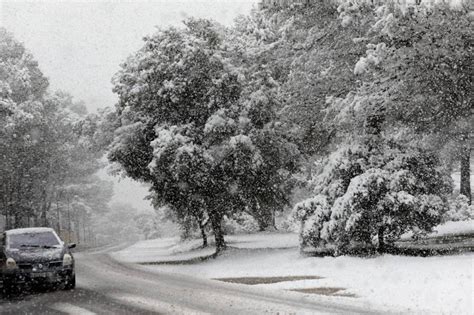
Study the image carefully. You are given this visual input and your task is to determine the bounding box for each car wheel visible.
[2,279,16,296]
[63,273,75,290]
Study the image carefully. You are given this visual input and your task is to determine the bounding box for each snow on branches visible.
[294,141,453,254]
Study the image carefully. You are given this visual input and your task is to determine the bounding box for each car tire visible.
[2,279,16,296]
[63,273,75,290]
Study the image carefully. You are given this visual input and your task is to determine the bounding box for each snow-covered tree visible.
[276,2,373,156]
[110,19,299,253]
[223,212,259,234]
[337,2,473,203]
[0,28,110,233]
[295,138,452,254]
[293,3,471,255]
[445,195,474,222]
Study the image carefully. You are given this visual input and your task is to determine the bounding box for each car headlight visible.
[63,254,73,266]
[6,257,17,270]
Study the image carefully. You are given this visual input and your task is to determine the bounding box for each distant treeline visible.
[258,0,473,10]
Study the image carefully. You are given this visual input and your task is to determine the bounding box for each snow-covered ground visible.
[113,232,299,264]
[113,221,474,314]
[401,219,474,239]
[141,249,472,314]
[430,220,473,236]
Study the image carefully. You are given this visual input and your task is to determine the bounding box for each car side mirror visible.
[68,243,76,249]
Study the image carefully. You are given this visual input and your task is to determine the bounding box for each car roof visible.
[5,227,56,235]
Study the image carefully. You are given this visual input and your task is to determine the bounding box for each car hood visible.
[5,247,65,262]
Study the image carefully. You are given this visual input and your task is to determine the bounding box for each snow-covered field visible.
[113,221,473,314]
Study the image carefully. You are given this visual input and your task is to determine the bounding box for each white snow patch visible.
[112,237,215,263]
[51,303,96,315]
[227,233,298,249]
[116,232,473,314]
[113,233,299,264]
[108,293,209,315]
[402,220,474,239]
[433,220,474,236]
[142,249,473,314]
[6,227,55,235]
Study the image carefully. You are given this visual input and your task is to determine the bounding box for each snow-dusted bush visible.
[276,212,299,233]
[444,195,474,222]
[292,195,330,247]
[223,212,259,234]
[234,212,260,233]
[297,142,452,254]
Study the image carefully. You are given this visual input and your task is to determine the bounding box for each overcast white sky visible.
[1,0,256,112]
[1,0,256,211]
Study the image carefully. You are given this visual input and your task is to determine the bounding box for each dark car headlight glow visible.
[63,253,73,266]
[6,257,17,270]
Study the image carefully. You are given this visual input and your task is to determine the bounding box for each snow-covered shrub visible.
[337,1,362,27]
[292,196,330,247]
[354,43,387,75]
[236,212,260,233]
[444,195,474,222]
[223,212,259,234]
[297,142,452,254]
[276,212,299,233]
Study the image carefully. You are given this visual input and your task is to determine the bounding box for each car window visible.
[7,232,61,249]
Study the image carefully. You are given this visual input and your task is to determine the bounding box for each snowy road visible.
[0,251,381,314]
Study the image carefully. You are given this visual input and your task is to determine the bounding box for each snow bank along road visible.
[0,251,384,314]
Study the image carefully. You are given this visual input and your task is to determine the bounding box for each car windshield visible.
[8,232,60,249]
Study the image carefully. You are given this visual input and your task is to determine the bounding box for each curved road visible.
[0,251,380,314]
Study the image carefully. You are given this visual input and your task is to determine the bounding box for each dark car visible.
[0,227,76,294]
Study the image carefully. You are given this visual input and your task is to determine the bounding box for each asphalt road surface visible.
[0,251,380,314]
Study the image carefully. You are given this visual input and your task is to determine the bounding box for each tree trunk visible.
[82,212,87,244]
[56,201,61,234]
[272,208,277,230]
[193,211,208,248]
[5,213,9,230]
[460,144,471,205]
[377,226,385,253]
[210,214,226,254]
[199,223,208,248]
[256,209,272,231]
[75,212,80,244]
[67,200,71,243]
[299,220,307,253]
[257,219,268,232]
[41,208,48,227]
[14,213,21,228]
